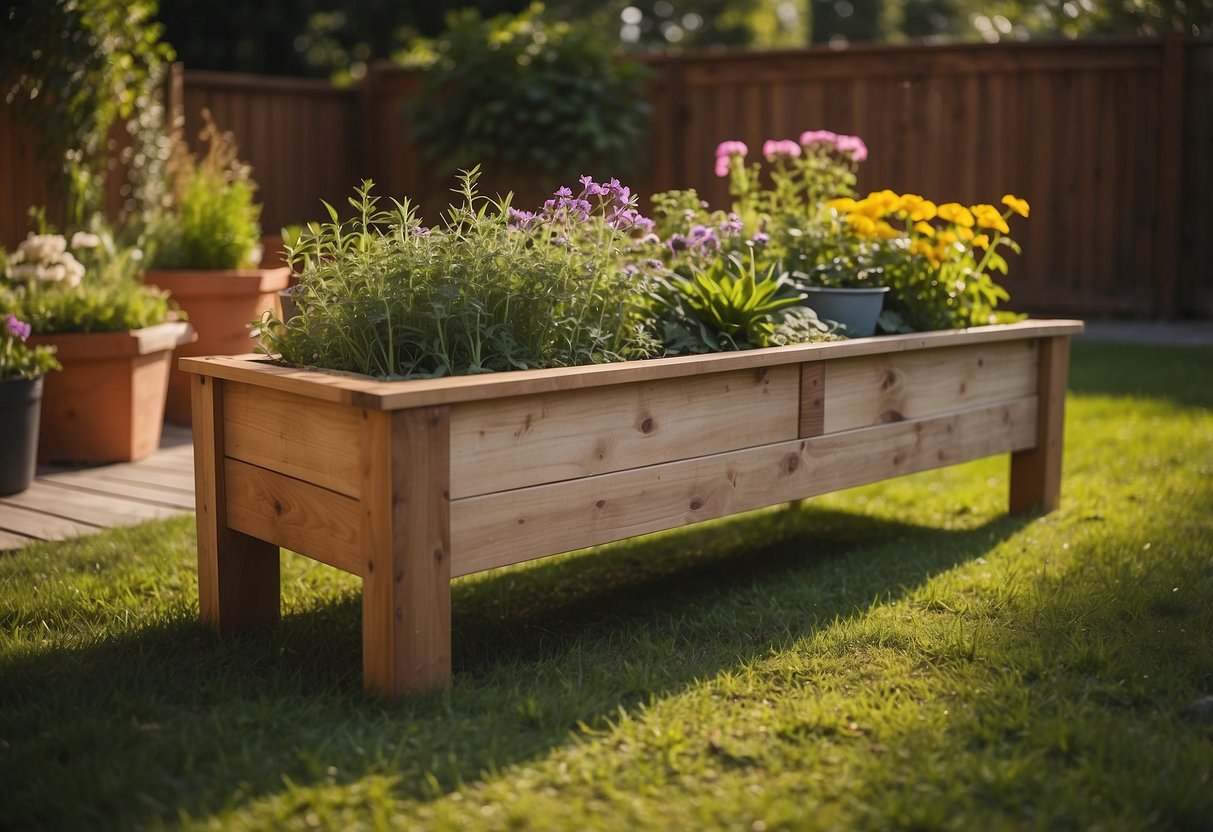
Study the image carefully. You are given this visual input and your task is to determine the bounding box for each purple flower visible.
[667,234,690,253]
[751,231,770,244]
[836,134,869,162]
[799,130,839,147]
[412,225,430,237]
[5,313,31,342]
[507,208,536,229]
[762,139,802,161]
[635,216,655,233]
[714,140,748,159]
[554,186,573,199]
[720,213,744,237]
[689,224,721,251]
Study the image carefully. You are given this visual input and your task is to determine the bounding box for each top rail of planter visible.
[179,319,1084,411]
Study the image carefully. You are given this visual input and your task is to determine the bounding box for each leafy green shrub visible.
[1,313,60,380]
[401,3,650,184]
[257,171,659,378]
[2,221,175,334]
[146,112,263,270]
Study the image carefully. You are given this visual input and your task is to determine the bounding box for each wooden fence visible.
[3,37,1209,318]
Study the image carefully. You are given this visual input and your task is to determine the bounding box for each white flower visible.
[5,263,40,284]
[44,263,67,283]
[17,233,68,265]
[70,231,101,250]
[61,252,85,287]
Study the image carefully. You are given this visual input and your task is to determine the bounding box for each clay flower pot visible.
[29,321,195,464]
[144,268,291,425]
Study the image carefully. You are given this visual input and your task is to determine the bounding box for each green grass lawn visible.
[2,340,1211,831]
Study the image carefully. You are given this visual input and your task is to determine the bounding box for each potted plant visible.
[664,132,1027,338]
[0,311,60,495]
[181,170,1080,698]
[2,223,194,464]
[142,111,290,424]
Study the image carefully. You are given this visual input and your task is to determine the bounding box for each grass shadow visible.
[1,503,1032,829]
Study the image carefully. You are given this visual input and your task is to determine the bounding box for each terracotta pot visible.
[29,321,196,464]
[144,268,291,425]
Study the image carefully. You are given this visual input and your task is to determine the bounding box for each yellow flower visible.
[938,230,958,246]
[874,221,900,240]
[975,211,1010,234]
[900,193,926,212]
[937,203,975,227]
[909,200,937,222]
[827,197,857,213]
[913,221,935,237]
[956,225,975,241]
[846,214,877,236]
[1001,194,1030,218]
[973,234,991,249]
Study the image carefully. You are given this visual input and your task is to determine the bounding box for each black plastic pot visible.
[0,375,44,496]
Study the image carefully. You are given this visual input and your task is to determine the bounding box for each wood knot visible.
[433,548,444,562]
[880,410,905,423]
[272,500,283,516]
[689,496,704,511]
[783,454,800,475]
[639,416,655,434]
[596,499,606,509]
[881,369,899,390]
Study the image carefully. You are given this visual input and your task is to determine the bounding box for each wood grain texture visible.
[224,458,364,576]
[450,366,798,499]
[224,381,365,498]
[822,340,1038,433]
[450,397,1038,576]
[1010,337,1071,513]
[180,320,1084,410]
[360,407,452,697]
[799,363,825,438]
[193,375,281,633]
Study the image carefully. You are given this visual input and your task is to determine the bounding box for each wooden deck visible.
[0,425,195,551]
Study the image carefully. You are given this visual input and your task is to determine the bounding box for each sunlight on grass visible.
[2,341,1211,830]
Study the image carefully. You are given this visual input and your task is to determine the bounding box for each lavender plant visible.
[256,171,661,378]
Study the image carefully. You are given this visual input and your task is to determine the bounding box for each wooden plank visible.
[0,529,34,551]
[360,406,452,697]
[0,481,178,526]
[180,320,1084,410]
[224,458,363,576]
[88,467,197,492]
[1153,35,1186,316]
[823,340,1037,433]
[450,396,1038,577]
[0,502,99,541]
[193,375,282,633]
[799,363,825,438]
[223,381,364,498]
[34,476,195,511]
[1011,337,1071,513]
[449,366,799,499]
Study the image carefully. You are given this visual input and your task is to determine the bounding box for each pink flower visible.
[5,313,31,342]
[714,140,748,159]
[836,134,868,162]
[714,155,731,177]
[762,139,801,161]
[799,130,838,146]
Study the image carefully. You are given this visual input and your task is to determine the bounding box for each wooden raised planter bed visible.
[183,319,1083,698]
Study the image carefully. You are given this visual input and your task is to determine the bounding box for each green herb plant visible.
[256,171,660,379]
[650,252,832,353]
[146,111,264,270]
[1,313,60,381]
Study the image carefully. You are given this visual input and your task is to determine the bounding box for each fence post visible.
[1154,36,1186,318]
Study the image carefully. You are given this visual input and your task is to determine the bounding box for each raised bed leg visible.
[1010,336,1071,514]
[360,406,452,697]
[192,375,281,631]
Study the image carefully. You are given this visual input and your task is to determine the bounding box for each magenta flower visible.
[836,134,869,162]
[714,140,748,159]
[5,313,30,342]
[714,155,731,178]
[799,130,839,147]
[762,139,801,161]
